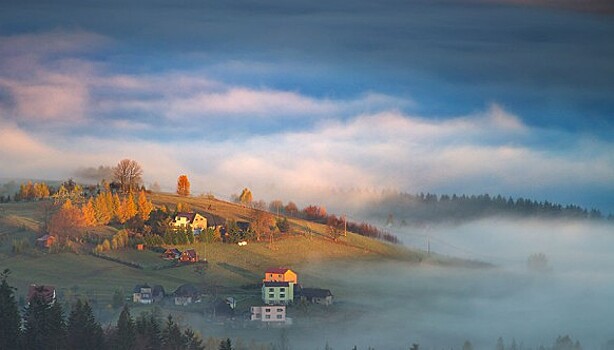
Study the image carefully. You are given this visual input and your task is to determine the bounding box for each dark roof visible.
[174,284,201,297]
[236,221,250,231]
[133,283,151,293]
[265,267,291,274]
[28,284,55,303]
[201,212,225,227]
[263,281,290,287]
[301,288,332,298]
[164,248,182,255]
[153,285,165,296]
[175,212,196,223]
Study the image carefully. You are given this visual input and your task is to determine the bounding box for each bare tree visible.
[113,159,143,193]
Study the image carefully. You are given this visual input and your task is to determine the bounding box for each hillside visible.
[0,193,485,322]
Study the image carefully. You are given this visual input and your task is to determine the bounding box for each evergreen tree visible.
[135,311,162,350]
[495,337,505,350]
[161,314,184,350]
[219,338,233,350]
[23,291,67,350]
[67,299,104,350]
[183,328,205,350]
[115,305,136,350]
[0,269,21,350]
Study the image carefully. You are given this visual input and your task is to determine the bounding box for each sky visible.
[0,0,613,213]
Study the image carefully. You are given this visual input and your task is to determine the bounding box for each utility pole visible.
[343,214,347,237]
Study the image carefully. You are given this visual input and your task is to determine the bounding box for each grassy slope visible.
[0,193,476,309]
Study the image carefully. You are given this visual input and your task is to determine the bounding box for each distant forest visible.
[363,192,612,226]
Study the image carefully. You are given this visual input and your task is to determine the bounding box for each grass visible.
[0,193,480,322]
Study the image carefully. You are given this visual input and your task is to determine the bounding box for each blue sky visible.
[0,0,612,213]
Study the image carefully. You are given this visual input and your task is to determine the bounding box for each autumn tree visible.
[119,194,137,224]
[269,200,284,215]
[137,190,153,221]
[176,175,190,196]
[284,201,298,217]
[113,159,143,193]
[81,198,97,227]
[48,199,84,241]
[239,188,253,206]
[94,194,112,225]
[250,212,276,241]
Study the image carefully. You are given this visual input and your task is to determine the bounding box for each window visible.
[268,288,274,292]
[280,288,285,292]
[280,294,285,298]
[265,308,271,312]
[269,294,274,298]
[265,315,271,319]
[277,315,283,319]
[277,308,283,312]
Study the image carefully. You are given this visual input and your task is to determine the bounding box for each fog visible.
[270,218,614,349]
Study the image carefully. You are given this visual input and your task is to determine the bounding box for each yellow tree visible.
[94,194,111,225]
[119,194,137,223]
[48,199,84,241]
[112,193,121,221]
[137,190,153,221]
[239,187,253,206]
[81,198,97,226]
[176,175,190,196]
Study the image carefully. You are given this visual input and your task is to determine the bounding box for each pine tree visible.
[183,328,205,350]
[137,190,153,221]
[67,299,104,350]
[161,315,184,350]
[115,305,136,350]
[23,291,67,350]
[135,312,161,350]
[0,269,21,350]
[219,338,233,350]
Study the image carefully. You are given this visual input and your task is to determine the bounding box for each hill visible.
[0,193,485,321]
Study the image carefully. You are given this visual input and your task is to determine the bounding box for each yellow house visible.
[264,268,298,284]
[173,212,207,231]
[262,281,294,305]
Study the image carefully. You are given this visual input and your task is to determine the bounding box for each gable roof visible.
[133,283,151,293]
[175,212,196,223]
[263,281,291,287]
[201,212,225,227]
[28,284,56,304]
[152,285,165,296]
[265,268,291,274]
[164,248,182,255]
[182,249,197,258]
[301,288,332,298]
[174,283,201,297]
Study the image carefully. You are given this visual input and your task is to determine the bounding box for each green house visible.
[262,281,294,305]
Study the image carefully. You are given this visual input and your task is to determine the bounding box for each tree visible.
[269,200,283,214]
[137,190,154,221]
[161,315,184,350]
[183,328,205,350]
[23,289,67,350]
[176,175,190,197]
[0,269,21,349]
[119,194,138,224]
[276,217,290,233]
[135,311,161,350]
[115,305,136,350]
[250,212,276,241]
[113,159,143,193]
[67,299,104,350]
[527,252,550,272]
[284,201,298,217]
[48,199,84,241]
[82,198,97,227]
[495,337,505,350]
[219,338,233,350]
[462,340,474,350]
[238,188,252,206]
[94,194,112,225]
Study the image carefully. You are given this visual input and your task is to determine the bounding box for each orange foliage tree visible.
[176,175,190,196]
[137,190,153,221]
[118,194,137,224]
[48,199,84,240]
[81,198,97,226]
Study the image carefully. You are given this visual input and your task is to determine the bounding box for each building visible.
[133,284,153,304]
[262,281,294,305]
[28,284,56,305]
[180,249,198,263]
[299,288,333,306]
[173,283,201,306]
[36,234,56,249]
[163,248,182,260]
[173,212,208,232]
[264,268,298,284]
[251,305,287,323]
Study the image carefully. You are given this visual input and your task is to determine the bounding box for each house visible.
[163,248,182,260]
[299,288,333,306]
[173,283,201,306]
[173,212,208,232]
[36,234,56,249]
[28,284,56,305]
[152,285,166,303]
[133,284,153,304]
[251,305,287,323]
[262,281,294,305]
[180,249,198,263]
[264,268,298,284]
